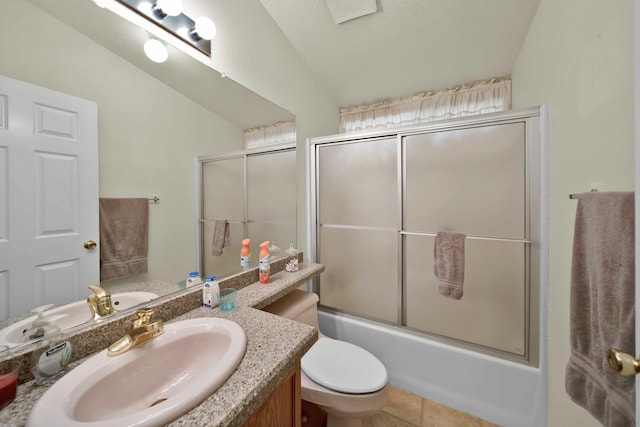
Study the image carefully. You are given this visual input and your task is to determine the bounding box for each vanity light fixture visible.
[113,0,215,57]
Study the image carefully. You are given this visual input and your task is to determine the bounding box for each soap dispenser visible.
[20,305,55,342]
[24,312,72,384]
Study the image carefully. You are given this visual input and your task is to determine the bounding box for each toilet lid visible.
[301,337,387,394]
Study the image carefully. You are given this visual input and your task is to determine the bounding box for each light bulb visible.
[137,1,153,14]
[193,16,216,40]
[144,39,168,63]
[156,0,182,17]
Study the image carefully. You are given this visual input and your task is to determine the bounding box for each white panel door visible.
[0,75,98,320]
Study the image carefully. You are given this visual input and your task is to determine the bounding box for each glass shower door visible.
[200,147,296,277]
[201,157,245,277]
[316,137,399,323]
[247,150,297,261]
[403,123,528,355]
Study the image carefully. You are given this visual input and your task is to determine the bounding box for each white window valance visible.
[340,78,511,134]
[244,121,297,149]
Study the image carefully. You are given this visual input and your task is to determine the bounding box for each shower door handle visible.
[607,348,640,375]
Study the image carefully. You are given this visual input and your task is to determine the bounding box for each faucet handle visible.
[132,308,155,327]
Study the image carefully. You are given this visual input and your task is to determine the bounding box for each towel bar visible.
[200,219,245,225]
[569,189,598,199]
[401,231,531,244]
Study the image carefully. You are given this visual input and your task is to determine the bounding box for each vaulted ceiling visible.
[26,0,540,125]
[259,0,541,108]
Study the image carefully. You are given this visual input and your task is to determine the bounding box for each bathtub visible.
[318,309,547,427]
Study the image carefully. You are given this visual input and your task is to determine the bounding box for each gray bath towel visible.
[565,191,635,427]
[433,231,466,300]
[211,219,230,256]
[99,198,149,281]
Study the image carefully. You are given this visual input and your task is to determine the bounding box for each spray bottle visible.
[240,238,251,270]
[259,240,270,284]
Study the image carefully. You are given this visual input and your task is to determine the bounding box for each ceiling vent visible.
[323,0,377,24]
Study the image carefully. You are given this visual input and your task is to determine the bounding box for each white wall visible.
[199,0,341,249]
[512,0,634,426]
[0,0,244,286]
[0,0,340,287]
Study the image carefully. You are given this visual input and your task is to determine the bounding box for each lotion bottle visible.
[259,240,270,284]
[186,271,201,288]
[240,239,251,270]
[203,275,220,308]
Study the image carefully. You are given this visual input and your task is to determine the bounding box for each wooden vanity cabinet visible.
[243,363,301,427]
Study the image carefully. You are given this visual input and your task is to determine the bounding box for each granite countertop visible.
[0,263,324,427]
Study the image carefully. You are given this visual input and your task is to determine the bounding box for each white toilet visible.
[263,290,389,427]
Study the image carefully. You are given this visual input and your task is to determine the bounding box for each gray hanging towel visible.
[99,198,149,281]
[565,191,635,427]
[433,231,466,300]
[211,219,231,256]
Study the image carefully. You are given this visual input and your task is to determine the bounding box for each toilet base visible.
[301,400,327,427]
[301,369,388,426]
[300,400,369,427]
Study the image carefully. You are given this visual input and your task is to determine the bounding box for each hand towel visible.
[433,231,466,300]
[211,220,231,256]
[99,198,149,281]
[565,191,635,427]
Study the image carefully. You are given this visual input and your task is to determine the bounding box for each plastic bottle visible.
[20,305,55,342]
[25,317,72,384]
[285,243,299,272]
[186,271,201,288]
[203,275,220,308]
[240,239,251,270]
[259,240,270,284]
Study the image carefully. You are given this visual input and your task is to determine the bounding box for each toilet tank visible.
[263,290,319,329]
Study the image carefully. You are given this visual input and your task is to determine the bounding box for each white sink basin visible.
[0,292,158,348]
[26,317,247,427]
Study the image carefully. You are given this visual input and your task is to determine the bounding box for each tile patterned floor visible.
[362,385,501,427]
[301,384,500,427]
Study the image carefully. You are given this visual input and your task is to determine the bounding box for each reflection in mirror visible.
[199,145,297,278]
[0,290,159,352]
[0,0,295,355]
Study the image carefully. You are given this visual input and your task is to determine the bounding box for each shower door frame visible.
[307,107,542,366]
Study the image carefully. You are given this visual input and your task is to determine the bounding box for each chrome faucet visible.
[87,284,114,320]
[107,308,164,356]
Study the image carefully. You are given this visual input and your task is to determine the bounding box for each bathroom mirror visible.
[0,0,296,354]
